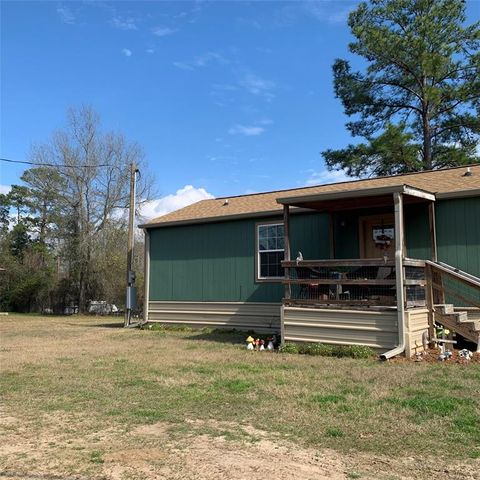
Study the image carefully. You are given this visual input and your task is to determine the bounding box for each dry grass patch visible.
[1,314,479,479]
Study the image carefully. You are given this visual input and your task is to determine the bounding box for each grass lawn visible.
[1,314,479,480]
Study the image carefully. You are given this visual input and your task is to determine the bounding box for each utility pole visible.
[125,162,138,327]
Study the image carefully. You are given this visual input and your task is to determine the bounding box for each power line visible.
[0,157,115,168]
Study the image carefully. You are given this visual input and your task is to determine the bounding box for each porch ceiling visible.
[276,184,435,212]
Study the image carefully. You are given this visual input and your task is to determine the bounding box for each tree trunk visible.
[78,266,86,314]
[421,83,432,170]
[423,115,432,170]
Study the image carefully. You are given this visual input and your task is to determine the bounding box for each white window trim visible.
[256,222,285,281]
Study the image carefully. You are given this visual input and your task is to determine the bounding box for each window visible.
[257,223,284,280]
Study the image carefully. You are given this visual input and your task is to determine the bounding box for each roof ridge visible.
[213,163,480,200]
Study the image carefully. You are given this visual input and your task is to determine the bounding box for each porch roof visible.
[276,184,435,212]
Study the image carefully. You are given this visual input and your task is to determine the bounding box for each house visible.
[140,165,480,357]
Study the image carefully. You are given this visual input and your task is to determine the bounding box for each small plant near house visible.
[280,342,374,359]
[279,342,299,354]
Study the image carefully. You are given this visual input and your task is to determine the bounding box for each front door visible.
[359,214,395,260]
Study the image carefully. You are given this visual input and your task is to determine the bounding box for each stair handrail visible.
[425,260,480,289]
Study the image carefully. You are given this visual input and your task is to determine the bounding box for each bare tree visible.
[27,105,153,312]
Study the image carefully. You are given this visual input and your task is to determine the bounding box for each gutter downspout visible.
[380,192,406,360]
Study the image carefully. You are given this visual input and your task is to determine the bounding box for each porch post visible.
[428,201,437,262]
[283,204,291,300]
[425,263,435,342]
[426,201,437,340]
[394,192,407,353]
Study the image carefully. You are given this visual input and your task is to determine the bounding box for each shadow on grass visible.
[183,329,251,344]
[67,321,125,329]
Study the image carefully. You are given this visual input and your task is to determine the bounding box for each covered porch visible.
[278,184,438,358]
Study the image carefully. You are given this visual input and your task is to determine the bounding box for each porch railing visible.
[281,258,426,309]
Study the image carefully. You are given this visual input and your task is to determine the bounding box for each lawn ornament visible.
[438,353,447,361]
[266,337,274,351]
[254,338,261,350]
[415,352,424,362]
[246,336,254,350]
[296,251,303,265]
[459,349,473,360]
[444,349,453,359]
[259,339,265,351]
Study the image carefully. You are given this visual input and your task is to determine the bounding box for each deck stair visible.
[426,260,480,352]
[434,304,480,351]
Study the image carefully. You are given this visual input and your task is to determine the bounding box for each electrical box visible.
[126,286,137,310]
[128,270,136,284]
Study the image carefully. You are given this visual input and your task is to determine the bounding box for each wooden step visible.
[453,311,469,323]
[452,310,480,330]
[435,312,480,346]
[435,304,454,314]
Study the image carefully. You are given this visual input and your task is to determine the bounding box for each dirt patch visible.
[134,422,171,437]
[167,435,347,480]
[125,420,346,479]
[115,419,479,480]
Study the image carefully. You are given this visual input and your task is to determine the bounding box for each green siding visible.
[403,198,480,272]
[436,197,480,278]
[149,212,329,303]
[148,196,480,303]
[333,212,360,258]
[405,204,431,260]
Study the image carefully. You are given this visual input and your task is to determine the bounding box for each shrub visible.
[346,345,374,359]
[279,343,299,354]
[280,342,374,359]
[309,343,335,356]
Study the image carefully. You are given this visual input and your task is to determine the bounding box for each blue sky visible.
[1,1,479,218]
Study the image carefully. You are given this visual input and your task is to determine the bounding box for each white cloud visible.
[304,1,355,24]
[239,73,275,101]
[56,5,75,24]
[173,61,193,71]
[304,169,353,186]
[146,48,155,54]
[228,118,272,136]
[110,15,137,30]
[173,52,227,71]
[275,1,355,27]
[139,185,214,220]
[152,26,176,37]
[122,48,132,57]
[257,118,273,126]
[228,125,265,136]
[0,184,11,195]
